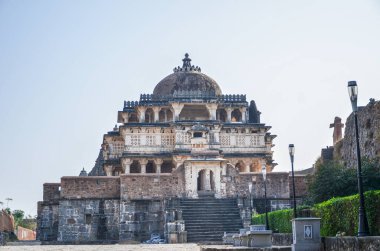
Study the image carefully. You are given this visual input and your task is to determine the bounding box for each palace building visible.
[37,54,305,243]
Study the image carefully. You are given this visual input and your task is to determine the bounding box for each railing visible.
[220,94,246,102]
[173,90,216,98]
[124,93,247,109]
[123,100,139,108]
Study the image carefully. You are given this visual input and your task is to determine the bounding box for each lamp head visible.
[348,81,358,112]
[289,144,295,157]
[261,164,267,181]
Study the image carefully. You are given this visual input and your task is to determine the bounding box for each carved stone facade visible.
[37,54,305,243]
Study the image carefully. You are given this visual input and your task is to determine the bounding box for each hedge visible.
[252,190,380,236]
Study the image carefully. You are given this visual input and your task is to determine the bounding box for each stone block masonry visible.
[43,183,61,201]
[58,199,120,242]
[120,174,185,200]
[61,177,120,199]
[119,200,165,241]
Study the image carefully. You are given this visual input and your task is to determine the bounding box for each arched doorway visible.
[231,109,242,122]
[130,160,141,173]
[197,170,206,191]
[197,169,215,192]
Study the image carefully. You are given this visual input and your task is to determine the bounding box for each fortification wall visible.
[43,183,61,201]
[58,199,120,242]
[60,177,120,199]
[335,100,380,167]
[231,172,290,198]
[120,174,184,200]
[119,199,166,241]
[37,201,59,241]
[289,175,309,198]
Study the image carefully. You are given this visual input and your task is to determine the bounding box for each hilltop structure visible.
[37,54,307,243]
[321,99,380,166]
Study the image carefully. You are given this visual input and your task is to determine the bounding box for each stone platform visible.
[1,244,291,251]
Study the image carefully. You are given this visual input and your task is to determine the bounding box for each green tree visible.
[12,209,25,228]
[307,158,380,204]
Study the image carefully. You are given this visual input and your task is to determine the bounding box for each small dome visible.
[79,168,88,177]
[152,54,222,98]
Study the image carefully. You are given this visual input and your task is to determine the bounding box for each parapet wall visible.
[289,175,309,198]
[120,174,185,200]
[43,183,61,202]
[61,177,120,199]
[234,172,291,198]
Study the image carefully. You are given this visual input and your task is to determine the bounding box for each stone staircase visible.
[180,197,243,243]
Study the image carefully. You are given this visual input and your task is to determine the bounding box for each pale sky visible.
[0,0,379,216]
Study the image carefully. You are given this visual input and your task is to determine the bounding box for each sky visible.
[0,0,379,216]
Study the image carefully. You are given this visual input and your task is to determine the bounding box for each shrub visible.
[252,190,380,236]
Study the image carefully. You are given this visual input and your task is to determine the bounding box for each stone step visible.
[179,198,242,243]
[182,213,242,217]
[183,219,241,222]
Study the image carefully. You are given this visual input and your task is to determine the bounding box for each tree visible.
[307,158,380,204]
[12,210,25,228]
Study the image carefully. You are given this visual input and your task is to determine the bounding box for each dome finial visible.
[173,53,201,73]
[182,53,192,68]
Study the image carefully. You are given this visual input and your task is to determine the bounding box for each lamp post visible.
[347,81,369,236]
[261,163,269,230]
[289,144,297,218]
[248,182,253,210]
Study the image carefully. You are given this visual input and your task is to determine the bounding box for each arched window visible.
[146,160,156,173]
[130,160,141,173]
[129,112,139,123]
[235,161,246,173]
[217,109,227,122]
[161,160,174,173]
[231,109,242,122]
[145,108,154,123]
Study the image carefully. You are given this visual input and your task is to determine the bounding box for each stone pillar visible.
[204,169,211,191]
[171,103,184,121]
[140,159,148,174]
[121,158,132,174]
[226,107,232,122]
[121,112,129,123]
[221,162,227,176]
[240,108,246,122]
[206,104,218,120]
[104,165,114,176]
[153,107,160,123]
[138,106,147,123]
[155,159,163,174]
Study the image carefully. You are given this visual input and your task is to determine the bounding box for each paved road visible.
[0,244,201,251]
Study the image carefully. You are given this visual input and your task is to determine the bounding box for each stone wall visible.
[335,100,380,168]
[43,183,61,201]
[233,172,290,199]
[322,236,380,251]
[37,201,59,241]
[120,174,184,200]
[60,177,120,199]
[119,199,166,241]
[58,199,120,243]
[289,175,309,198]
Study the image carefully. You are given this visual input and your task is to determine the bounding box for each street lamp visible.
[289,144,297,218]
[261,163,269,230]
[248,182,253,210]
[347,81,370,236]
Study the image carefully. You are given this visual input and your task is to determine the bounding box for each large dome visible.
[153,54,222,97]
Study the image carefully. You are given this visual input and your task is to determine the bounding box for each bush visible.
[252,209,293,233]
[314,190,380,236]
[252,190,380,236]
